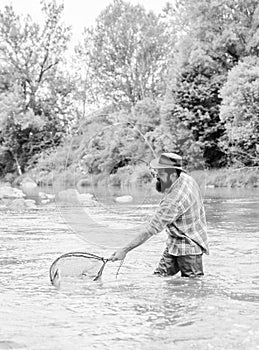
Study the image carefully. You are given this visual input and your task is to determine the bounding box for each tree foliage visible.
[220,57,259,166]
[160,0,259,168]
[166,0,259,66]
[75,98,160,176]
[76,0,171,107]
[1,0,259,181]
[0,2,73,176]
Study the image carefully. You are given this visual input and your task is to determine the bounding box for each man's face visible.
[155,168,178,193]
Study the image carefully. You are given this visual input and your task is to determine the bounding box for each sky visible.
[0,0,169,40]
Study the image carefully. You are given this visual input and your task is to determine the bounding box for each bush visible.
[130,164,153,184]
[107,173,122,187]
[203,167,259,188]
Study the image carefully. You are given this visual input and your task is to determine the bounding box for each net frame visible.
[49,251,108,285]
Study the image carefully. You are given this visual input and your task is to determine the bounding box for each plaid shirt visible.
[145,172,209,256]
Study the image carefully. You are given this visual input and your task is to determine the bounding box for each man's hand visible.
[109,248,128,262]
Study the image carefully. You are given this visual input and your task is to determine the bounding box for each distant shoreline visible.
[2,166,258,189]
[191,167,259,189]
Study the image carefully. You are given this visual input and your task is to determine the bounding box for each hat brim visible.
[150,158,183,170]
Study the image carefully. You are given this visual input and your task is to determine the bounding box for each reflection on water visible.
[0,188,259,350]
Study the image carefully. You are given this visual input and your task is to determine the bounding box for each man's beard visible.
[156,177,173,193]
[155,178,162,192]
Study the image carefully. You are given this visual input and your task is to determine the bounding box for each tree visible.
[0,2,71,108]
[219,57,259,166]
[165,0,259,68]
[76,0,171,107]
[161,0,259,168]
[0,86,47,175]
[0,2,73,176]
[160,96,206,169]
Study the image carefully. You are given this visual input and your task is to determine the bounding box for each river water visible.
[0,186,259,350]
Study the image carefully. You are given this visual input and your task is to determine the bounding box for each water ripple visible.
[0,190,259,349]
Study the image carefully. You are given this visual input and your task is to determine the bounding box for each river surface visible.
[0,186,259,350]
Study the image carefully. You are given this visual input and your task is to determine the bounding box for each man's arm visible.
[110,191,182,261]
[109,229,153,261]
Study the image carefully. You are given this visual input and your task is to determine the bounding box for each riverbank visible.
[1,165,258,189]
[54,166,259,189]
[195,167,259,188]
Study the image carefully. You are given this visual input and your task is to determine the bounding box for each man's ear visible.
[169,171,177,181]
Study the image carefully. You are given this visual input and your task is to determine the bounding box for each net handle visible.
[93,260,108,281]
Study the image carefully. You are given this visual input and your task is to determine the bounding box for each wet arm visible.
[110,229,153,261]
[110,197,181,261]
[122,229,153,253]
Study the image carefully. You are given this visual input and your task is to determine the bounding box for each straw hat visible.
[150,152,183,170]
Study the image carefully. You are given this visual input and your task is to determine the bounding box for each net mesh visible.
[49,252,107,286]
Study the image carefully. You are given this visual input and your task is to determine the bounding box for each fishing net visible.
[49,252,108,286]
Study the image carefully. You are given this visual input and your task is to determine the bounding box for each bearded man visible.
[110,153,209,278]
